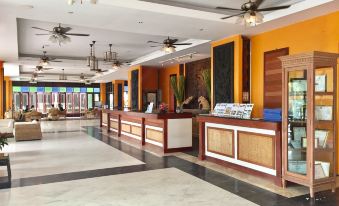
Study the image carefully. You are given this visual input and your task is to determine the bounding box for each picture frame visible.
[315,106,333,121]
[315,74,327,92]
[290,78,307,93]
[293,127,306,142]
[314,163,326,179]
[315,130,329,148]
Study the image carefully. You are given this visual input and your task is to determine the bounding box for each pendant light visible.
[87,41,99,71]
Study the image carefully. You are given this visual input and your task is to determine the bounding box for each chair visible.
[47,108,60,120]
[58,110,67,119]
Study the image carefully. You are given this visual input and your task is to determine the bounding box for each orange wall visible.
[112,80,125,108]
[142,67,158,91]
[0,62,3,118]
[4,77,12,111]
[251,11,339,118]
[100,83,106,105]
[211,35,243,107]
[158,64,180,110]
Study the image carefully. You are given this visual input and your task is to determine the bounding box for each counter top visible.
[196,114,281,130]
[102,109,193,119]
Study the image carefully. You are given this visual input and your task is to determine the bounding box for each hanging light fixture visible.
[59,69,67,80]
[237,11,263,26]
[104,44,117,62]
[87,41,99,71]
[162,45,176,53]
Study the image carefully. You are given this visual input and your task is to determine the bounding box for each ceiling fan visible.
[147,37,192,53]
[216,0,291,26]
[39,50,62,66]
[32,23,90,45]
[31,65,53,73]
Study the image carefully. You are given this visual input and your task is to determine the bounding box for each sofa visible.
[24,111,42,122]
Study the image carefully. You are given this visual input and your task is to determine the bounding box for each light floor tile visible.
[0,168,258,206]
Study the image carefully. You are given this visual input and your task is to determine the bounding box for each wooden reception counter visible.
[101,109,193,153]
[196,114,282,186]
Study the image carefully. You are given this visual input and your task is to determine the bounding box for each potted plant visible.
[0,133,9,157]
[170,75,185,113]
[159,102,168,114]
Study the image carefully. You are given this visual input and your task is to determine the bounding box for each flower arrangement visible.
[159,103,168,113]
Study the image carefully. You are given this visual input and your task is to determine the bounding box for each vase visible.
[176,103,183,113]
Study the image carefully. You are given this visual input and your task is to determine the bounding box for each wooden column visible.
[5,77,12,111]
[100,83,106,106]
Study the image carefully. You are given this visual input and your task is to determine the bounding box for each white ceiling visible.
[0,0,337,83]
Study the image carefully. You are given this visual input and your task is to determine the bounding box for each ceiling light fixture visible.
[237,11,263,26]
[162,45,176,53]
[68,0,97,5]
[59,69,67,80]
[159,52,197,65]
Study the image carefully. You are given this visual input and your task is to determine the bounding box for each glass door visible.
[37,93,44,112]
[287,69,308,176]
[80,93,87,113]
[313,67,335,180]
[87,94,93,109]
[29,92,37,110]
[73,93,80,113]
[13,93,21,111]
[60,93,66,110]
[66,93,73,113]
[52,92,59,108]
[22,93,29,111]
[45,93,52,113]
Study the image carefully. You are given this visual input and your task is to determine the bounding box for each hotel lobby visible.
[0,0,339,205]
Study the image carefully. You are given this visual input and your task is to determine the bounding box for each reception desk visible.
[197,114,282,186]
[101,109,193,153]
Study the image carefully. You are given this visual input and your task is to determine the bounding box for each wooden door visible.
[264,48,289,108]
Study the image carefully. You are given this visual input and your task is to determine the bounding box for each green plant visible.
[201,69,211,101]
[170,75,185,105]
[0,135,8,151]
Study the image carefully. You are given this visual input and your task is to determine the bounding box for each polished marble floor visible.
[0,119,338,206]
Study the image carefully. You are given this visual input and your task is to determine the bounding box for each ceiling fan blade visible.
[32,27,51,32]
[257,5,291,11]
[255,0,265,8]
[168,39,178,44]
[215,6,243,11]
[50,60,62,62]
[35,34,50,35]
[60,27,72,33]
[221,12,246,20]
[43,68,53,70]
[147,40,162,44]
[150,45,161,47]
[65,33,90,36]
[173,43,192,46]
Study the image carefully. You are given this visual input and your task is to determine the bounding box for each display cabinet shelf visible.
[280,51,338,198]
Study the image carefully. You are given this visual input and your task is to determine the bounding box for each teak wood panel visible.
[264,48,289,108]
[238,131,275,169]
[146,128,164,143]
[121,123,131,133]
[110,121,119,130]
[207,127,234,157]
[131,126,142,136]
[102,113,108,124]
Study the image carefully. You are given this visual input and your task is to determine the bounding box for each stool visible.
[0,154,11,182]
[14,122,42,141]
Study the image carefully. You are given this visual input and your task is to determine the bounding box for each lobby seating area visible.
[0,1,339,206]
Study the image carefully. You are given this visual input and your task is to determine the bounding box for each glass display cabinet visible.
[280,51,338,198]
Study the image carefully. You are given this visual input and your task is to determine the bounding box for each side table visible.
[0,154,11,182]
